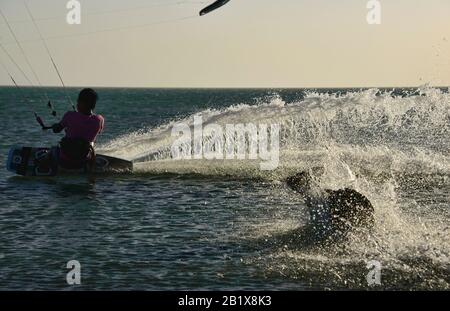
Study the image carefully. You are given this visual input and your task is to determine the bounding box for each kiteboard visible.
[6,146,133,177]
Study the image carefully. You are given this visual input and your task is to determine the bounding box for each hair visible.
[78,88,98,110]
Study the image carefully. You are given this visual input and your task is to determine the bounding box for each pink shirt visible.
[60,111,104,143]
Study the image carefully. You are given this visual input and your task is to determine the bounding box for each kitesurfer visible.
[286,172,375,241]
[50,88,104,170]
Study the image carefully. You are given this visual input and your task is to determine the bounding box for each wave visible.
[99,86,450,180]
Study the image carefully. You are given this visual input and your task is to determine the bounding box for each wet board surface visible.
[6,146,133,177]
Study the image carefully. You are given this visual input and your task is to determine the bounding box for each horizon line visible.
[0,85,448,90]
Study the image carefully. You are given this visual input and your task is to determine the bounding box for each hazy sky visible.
[0,0,449,88]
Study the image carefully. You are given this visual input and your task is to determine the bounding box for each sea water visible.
[0,86,448,290]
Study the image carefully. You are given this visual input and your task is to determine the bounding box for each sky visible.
[0,0,449,88]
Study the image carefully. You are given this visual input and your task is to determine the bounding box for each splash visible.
[99,87,450,180]
[99,87,450,289]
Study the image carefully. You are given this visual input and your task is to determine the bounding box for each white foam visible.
[98,87,450,180]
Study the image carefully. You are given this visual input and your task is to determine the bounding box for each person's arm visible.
[93,115,105,141]
[51,112,70,133]
[51,122,64,133]
[100,116,105,133]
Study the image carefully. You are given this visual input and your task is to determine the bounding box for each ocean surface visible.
[0,86,449,290]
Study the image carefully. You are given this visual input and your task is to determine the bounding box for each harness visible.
[59,137,96,171]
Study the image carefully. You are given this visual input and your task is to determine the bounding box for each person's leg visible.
[35,148,55,174]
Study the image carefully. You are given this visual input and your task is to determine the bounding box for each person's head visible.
[286,171,313,195]
[77,88,98,114]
